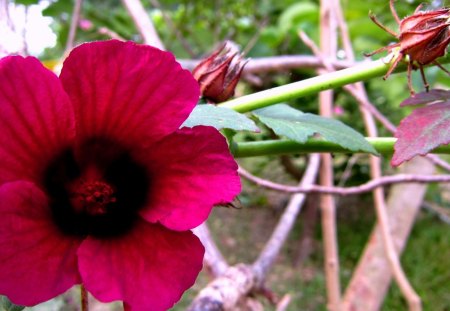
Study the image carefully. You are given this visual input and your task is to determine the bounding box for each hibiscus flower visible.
[0,40,240,311]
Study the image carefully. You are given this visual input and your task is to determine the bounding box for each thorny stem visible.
[219,57,391,113]
[231,138,450,158]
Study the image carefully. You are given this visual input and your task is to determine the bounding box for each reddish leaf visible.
[401,89,450,106]
[392,101,450,166]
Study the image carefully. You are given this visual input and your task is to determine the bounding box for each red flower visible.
[0,40,240,310]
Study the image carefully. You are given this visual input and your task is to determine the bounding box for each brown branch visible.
[192,223,229,277]
[178,56,354,73]
[239,167,450,195]
[343,157,433,311]
[422,201,450,225]
[334,3,422,310]
[66,0,83,52]
[187,264,255,311]
[318,2,342,309]
[121,0,164,49]
[252,154,320,283]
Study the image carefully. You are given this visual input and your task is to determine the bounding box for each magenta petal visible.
[0,56,75,184]
[78,220,204,311]
[140,126,241,231]
[0,182,81,305]
[59,40,200,146]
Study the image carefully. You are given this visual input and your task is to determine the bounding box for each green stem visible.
[219,58,390,113]
[232,137,450,158]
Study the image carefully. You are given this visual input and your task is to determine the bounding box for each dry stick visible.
[318,1,342,310]
[343,157,434,311]
[193,223,229,277]
[66,0,83,52]
[80,285,89,311]
[337,155,361,187]
[121,0,164,49]
[422,201,450,225]
[334,3,422,311]
[178,56,354,73]
[239,167,450,195]
[252,154,320,282]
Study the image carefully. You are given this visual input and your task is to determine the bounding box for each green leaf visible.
[182,105,259,132]
[253,104,378,154]
[14,0,39,5]
[0,296,25,311]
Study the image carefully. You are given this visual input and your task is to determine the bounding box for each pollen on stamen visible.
[71,180,117,216]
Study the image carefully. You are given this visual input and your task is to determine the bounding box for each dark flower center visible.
[43,138,150,238]
[70,180,117,216]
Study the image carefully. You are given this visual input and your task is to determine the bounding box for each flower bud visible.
[367,2,450,94]
[192,41,247,103]
[399,8,450,65]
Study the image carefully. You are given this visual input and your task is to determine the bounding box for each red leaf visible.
[392,101,450,166]
[401,89,450,106]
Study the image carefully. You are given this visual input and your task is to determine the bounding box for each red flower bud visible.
[366,0,450,94]
[192,42,248,103]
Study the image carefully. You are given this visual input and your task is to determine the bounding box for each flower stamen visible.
[71,180,116,215]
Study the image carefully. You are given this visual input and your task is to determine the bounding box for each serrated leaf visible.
[401,89,450,106]
[392,101,450,166]
[181,105,259,132]
[0,296,24,311]
[253,104,377,154]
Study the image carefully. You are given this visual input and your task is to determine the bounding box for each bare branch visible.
[66,0,83,52]
[422,201,450,225]
[343,157,433,311]
[121,0,164,49]
[187,264,255,311]
[252,154,320,283]
[334,3,421,310]
[178,56,354,73]
[193,223,229,277]
[239,167,450,195]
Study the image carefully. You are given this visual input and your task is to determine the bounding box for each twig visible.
[242,17,269,56]
[252,154,320,282]
[97,27,125,40]
[239,167,450,195]
[121,0,164,49]
[193,223,229,277]
[66,0,83,52]
[148,0,195,56]
[276,294,292,311]
[304,9,423,306]
[178,56,354,73]
[318,2,342,310]
[422,201,450,225]
[81,285,89,311]
[337,154,361,187]
[343,157,433,311]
